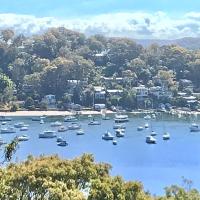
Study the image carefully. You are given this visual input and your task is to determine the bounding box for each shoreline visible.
[0,109,199,117]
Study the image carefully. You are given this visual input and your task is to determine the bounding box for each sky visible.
[0,0,200,39]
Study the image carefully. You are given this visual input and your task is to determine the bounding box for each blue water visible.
[1,115,200,195]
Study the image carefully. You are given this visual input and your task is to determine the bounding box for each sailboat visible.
[101,109,110,120]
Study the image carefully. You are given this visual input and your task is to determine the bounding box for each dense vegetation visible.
[0,153,199,200]
[0,27,200,109]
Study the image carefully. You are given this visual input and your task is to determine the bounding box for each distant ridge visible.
[135,37,200,49]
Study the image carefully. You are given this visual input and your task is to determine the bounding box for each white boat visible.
[137,126,144,131]
[113,124,126,129]
[17,135,29,141]
[57,137,64,142]
[190,123,200,132]
[20,126,28,131]
[57,140,68,146]
[58,126,68,132]
[88,120,101,125]
[64,116,78,122]
[144,123,149,128]
[146,135,156,144]
[39,130,56,138]
[113,140,117,145]
[51,121,62,127]
[76,129,84,135]
[144,115,151,120]
[102,131,114,140]
[40,119,44,124]
[114,114,129,123]
[14,122,28,128]
[150,131,157,136]
[115,129,125,137]
[1,127,16,134]
[1,121,7,125]
[68,123,81,130]
[163,132,170,140]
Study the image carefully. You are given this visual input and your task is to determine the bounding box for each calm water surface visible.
[0,115,199,195]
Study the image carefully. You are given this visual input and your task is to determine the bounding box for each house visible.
[149,86,173,99]
[179,79,194,92]
[134,85,149,108]
[42,95,56,109]
[93,86,106,104]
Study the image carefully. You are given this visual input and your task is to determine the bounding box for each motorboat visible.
[0,117,12,121]
[144,123,149,128]
[114,114,129,123]
[64,116,78,122]
[14,122,29,128]
[68,123,81,130]
[137,126,144,131]
[76,129,84,135]
[57,140,68,147]
[113,124,126,129]
[144,115,151,120]
[17,135,29,141]
[20,126,28,131]
[58,126,68,132]
[1,121,7,125]
[102,131,114,140]
[1,127,16,134]
[115,129,125,137]
[51,121,62,127]
[88,119,101,125]
[146,135,156,144]
[150,131,157,136]
[113,140,117,145]
[57,137,64,143]
[190,123,200,132]
[39,130,56,138]
[40,119,44,124]
[163,132,170,140]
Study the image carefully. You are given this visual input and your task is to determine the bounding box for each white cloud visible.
[0,12,200,39]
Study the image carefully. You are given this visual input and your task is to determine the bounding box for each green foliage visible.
[10,103,19,112]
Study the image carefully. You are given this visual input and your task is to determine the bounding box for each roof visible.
[94,86,104,92]
[107,89,123,93]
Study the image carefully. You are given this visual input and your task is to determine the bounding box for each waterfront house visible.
[93,86,106,104]
[134,85,148,108]
[42,94,56,109]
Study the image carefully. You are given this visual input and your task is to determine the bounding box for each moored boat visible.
[14,122,28,128]
[137,126,144,131]
[51,121,62,127]
[150,131,157,136]
[163,132,170,140]
[20,126,28,131]
[64,115,78,122]
[88,119,101,125]
[39,130,56,138]
[190,123,200,132]
[114,114,129,123]
[58,126,68,132]
[76,129,84,135]
[113,124,126,129]
[17,135,29,141]
[1,127,16,134]
[115,129,125,137]
[68,123,81,130]
[57,140,68,146]
[102,131,114,140]
[113,140,117,145]
[146,135,156,144]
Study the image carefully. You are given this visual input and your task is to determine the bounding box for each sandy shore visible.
[0,109,199,117]
[0,110,114,117]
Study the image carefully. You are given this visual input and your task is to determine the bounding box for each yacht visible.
[88,119,101,125]
[58,126,68,132]
[57,140,68,147]
[113,140,117,145]
[163,132,170,140]
[0,116,12,121]
[17,135,29,141]
[39,130,56,138]
[68,123,81,130]
[137,126,144,131]
[190,123,200,132]
[14,122,28,128]
[64,116,78,122]
[115,129,125,137]
[76,129,84,135]
[144,115,151,120]
[146,135,156,144]
[1,121,7,125]
[1,127,16,134]
[114,114,129,123]
[113,124,126,129]
[150,131,157,136]
[20,126,28,131]
[102,131,114,140]
[51,121,62,127]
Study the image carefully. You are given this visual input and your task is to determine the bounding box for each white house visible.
[42,95,56,105]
